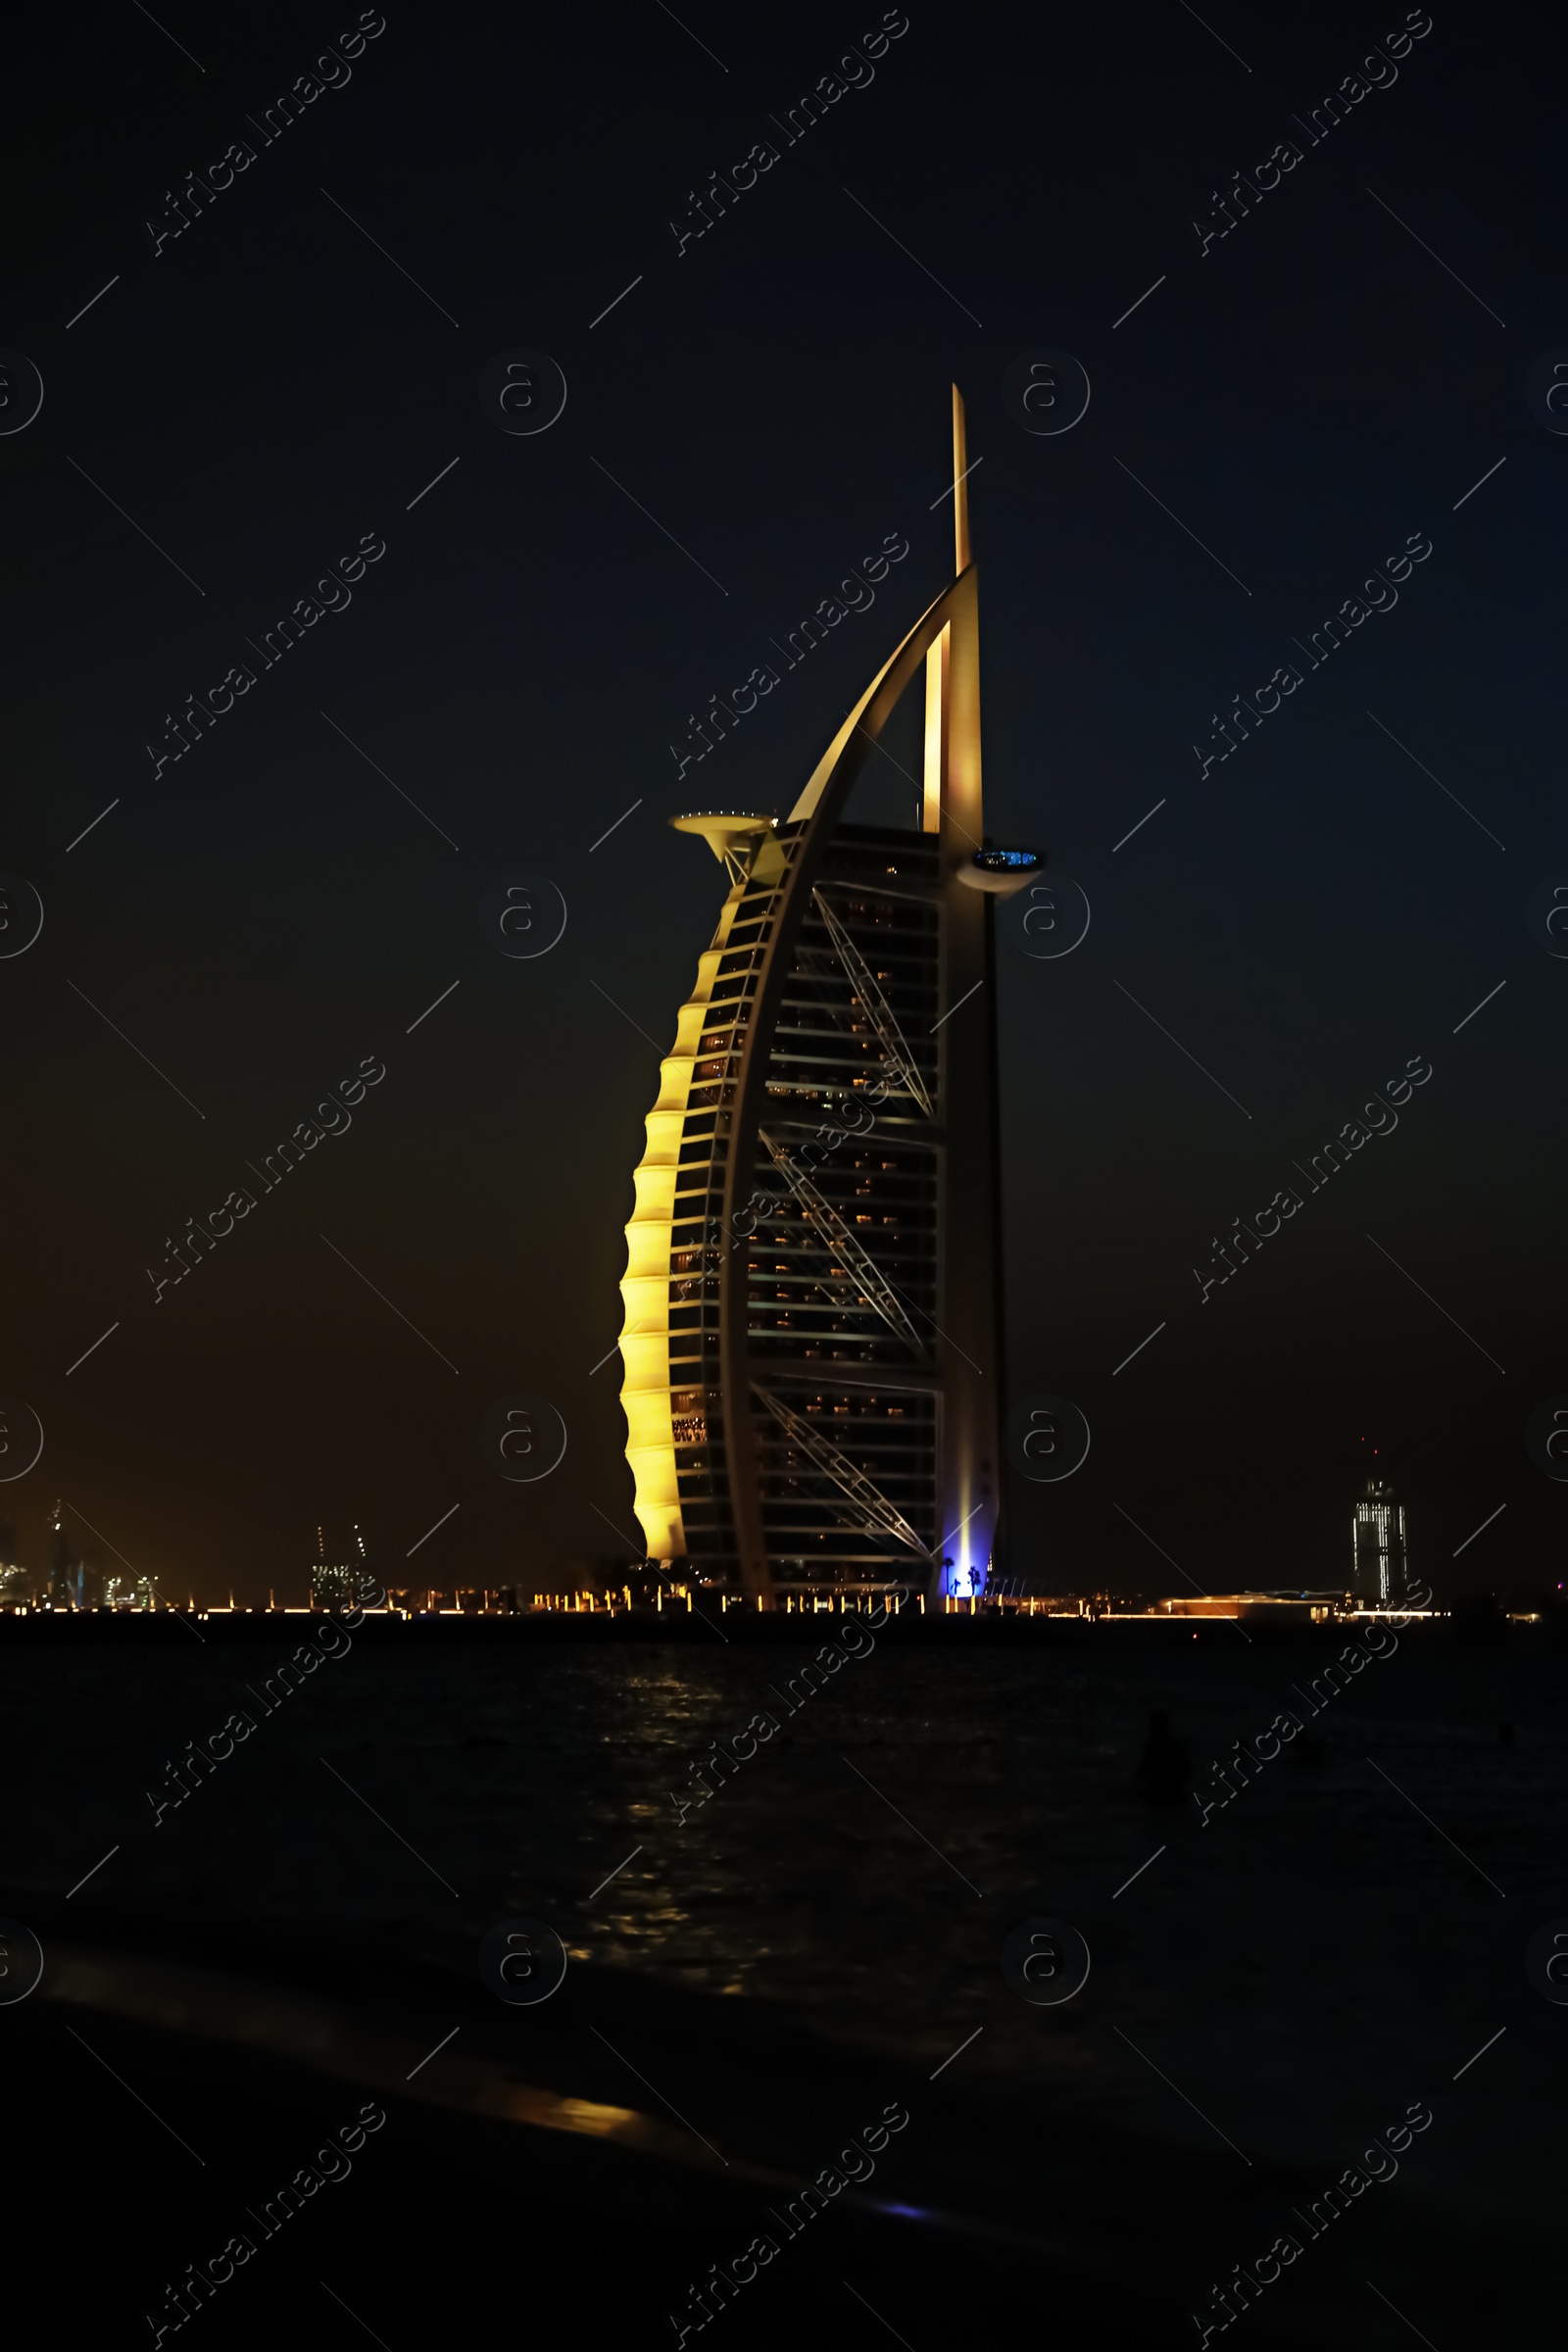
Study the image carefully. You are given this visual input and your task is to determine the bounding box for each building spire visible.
[951,382,970,573]
[922,385,977,835]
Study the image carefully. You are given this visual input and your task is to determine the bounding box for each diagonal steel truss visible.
[757,1129,928,1360]
[752,1382,934,1559]
[810,887,934,1118]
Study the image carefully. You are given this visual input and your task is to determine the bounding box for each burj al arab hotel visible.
[617,389,1038,1609]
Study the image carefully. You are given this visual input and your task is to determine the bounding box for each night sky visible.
[4,0,1564,1603]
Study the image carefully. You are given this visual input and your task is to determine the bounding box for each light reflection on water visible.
[5,1637,1559,2178]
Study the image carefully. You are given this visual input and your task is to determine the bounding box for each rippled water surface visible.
[6,1628,1558,2210]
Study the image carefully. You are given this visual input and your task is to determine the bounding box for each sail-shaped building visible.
[618,388,1037,1608]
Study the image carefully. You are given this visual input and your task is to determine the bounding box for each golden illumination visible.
[617,881,750,1557]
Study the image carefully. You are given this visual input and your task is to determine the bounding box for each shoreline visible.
[0,1608,1535,1644]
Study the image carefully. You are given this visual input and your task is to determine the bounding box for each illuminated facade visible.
[618,390,1036,1608]
[1351,1478,1406,1603]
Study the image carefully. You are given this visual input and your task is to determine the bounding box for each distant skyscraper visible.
[46,1498,98,1606]
[1352,1477,1406,1602]
[617,388,1038,1608]
[310,1520,370,1608]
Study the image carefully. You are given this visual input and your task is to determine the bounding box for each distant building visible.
[46,1499,101,1607]
[1352,1478,1406,1602]
[311,1561,363,1606]
[395,1589,514,1613]
[105,1574,154,1610]
[1155,1592,1343,1625]
[311,1520,371,1608]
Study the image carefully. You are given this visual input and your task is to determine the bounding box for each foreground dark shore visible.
[8,1919,1544,2352]
[4,1631,1557,2347]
